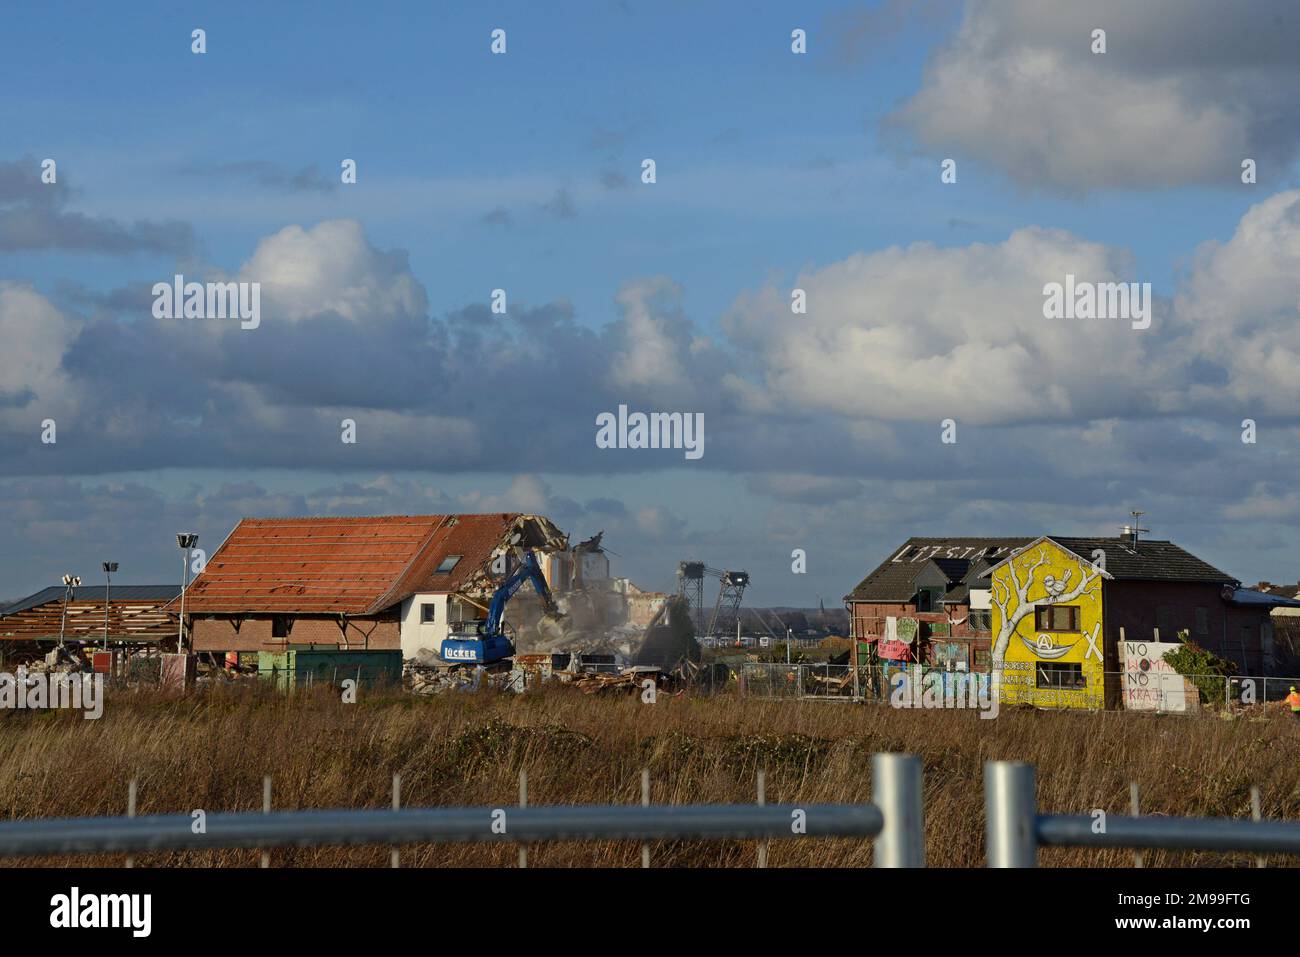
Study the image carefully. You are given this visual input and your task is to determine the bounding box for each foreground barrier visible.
[985,760,1300,866]
[19,757,1289,867]
[0,753,924,866]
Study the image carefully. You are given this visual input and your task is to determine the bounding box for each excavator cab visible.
[440,622,515,666]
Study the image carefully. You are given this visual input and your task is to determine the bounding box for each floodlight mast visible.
[176,534,198,654]
[102,561,118,651]
[58,573,81,650]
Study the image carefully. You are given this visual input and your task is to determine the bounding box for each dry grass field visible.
[3,683,1299,867]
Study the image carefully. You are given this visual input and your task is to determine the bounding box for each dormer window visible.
[915,586,944,612]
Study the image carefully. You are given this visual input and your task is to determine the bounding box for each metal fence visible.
[0,752,920,866]
[83,662,401,691]
[985,760,1300,867]
[4,752,1298,867]
[726,661,1300,714]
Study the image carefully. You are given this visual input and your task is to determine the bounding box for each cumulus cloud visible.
[7,191,1300,504]
[0,157,192,254]
[1175,190,1300,411]
[723,226,1173,425]
[606,277,704,399]
[237,219,427,323]
[0,282,80,422]
[887,0,1300,191]
[0,219,737,476]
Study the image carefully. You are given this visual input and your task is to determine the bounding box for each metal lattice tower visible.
[676,561,706,636]
[706,570,749,638]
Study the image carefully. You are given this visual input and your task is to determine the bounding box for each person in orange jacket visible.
[1286,686,1300,716]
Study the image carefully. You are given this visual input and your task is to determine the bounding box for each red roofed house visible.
[180,514,570,660]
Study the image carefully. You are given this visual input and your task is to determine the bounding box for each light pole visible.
[102,562,118,651]
[58,573,81,651]
[176,533,198,655]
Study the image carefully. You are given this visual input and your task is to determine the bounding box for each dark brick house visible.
[844,537,1033,671]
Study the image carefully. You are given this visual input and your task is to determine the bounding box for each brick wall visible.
[191,614,400,653]
[847,600,990,639]
[848,599,993,669]
[1104,581,1274,675]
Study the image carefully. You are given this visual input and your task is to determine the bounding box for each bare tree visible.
[989,547,1103,668]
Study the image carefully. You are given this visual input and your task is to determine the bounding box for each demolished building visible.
[176,513,667,664]
[0,585,181,664]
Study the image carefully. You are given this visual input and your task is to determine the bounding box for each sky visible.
[3,0,1300,606]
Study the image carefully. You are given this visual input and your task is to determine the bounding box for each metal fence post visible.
[125,779,136,869]
[1251,785,1264,868]
[985,761,1037,867]
[756,769,768,869]
[872,752,924,867]
[391,773,401,868]
[261,776,271,868]
[518,769,528,869]
[641,768,650,869]
[1130,782,1143,868]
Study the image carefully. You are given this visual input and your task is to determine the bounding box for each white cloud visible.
[1176,190,1300,411]
[724,227,1168,426]
[238,219,427,323]
[606,277,697,398]
[0,282,80,423]
[888,0,1300,191]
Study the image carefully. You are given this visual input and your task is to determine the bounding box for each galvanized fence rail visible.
[5,754,1298,866]
[984,760,1300,867]
[0,753,923,866]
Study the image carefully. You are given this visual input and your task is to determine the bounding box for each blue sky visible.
[4,0,1300,605]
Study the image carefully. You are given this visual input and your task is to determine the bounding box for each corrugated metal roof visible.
[1229,587,1300,608]
[177,514,565,615]
[0,585,182,642]
[1,585,181,617]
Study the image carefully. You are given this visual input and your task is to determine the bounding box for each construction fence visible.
[724,661,1300,714]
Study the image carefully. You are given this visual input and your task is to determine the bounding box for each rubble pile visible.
[566,665,663,695]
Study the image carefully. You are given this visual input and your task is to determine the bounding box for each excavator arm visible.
[440,547,561,666]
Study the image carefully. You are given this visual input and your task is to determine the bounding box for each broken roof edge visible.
[369,513,572,614]
[4,585,184,617]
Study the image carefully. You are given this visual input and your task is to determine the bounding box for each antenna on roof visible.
[1120,510,1148,548]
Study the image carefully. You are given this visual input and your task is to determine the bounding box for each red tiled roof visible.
[178,514,530,615]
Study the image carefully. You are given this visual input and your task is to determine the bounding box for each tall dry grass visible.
[2,682,1298,867]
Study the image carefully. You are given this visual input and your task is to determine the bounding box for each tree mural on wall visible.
[989,546,1103,669]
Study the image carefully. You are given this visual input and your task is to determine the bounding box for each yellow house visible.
[987,537,1109,710]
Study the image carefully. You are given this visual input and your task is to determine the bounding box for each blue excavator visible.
[439,546,562,667]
